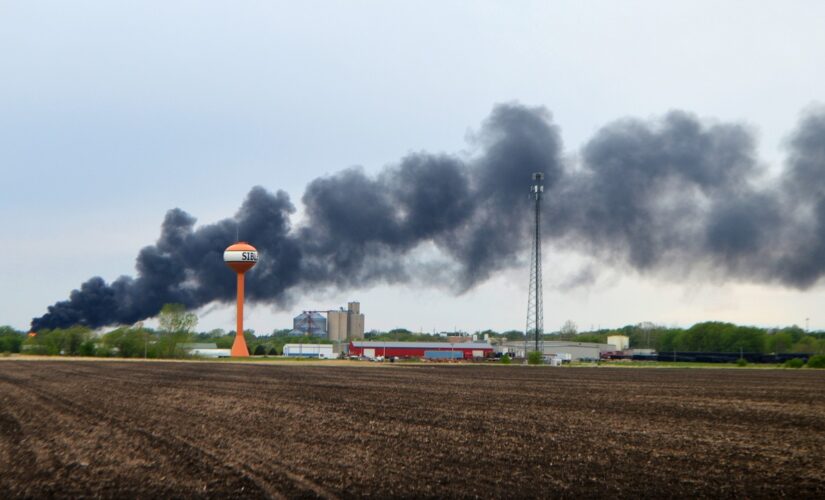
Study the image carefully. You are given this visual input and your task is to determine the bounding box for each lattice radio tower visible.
[525,172,544,355]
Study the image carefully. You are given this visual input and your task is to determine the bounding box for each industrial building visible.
[498,340,614,361]
[180,343,231,358]
[283,344,336,359]
[607,335,630,351]
[291,302,365,342]
[290,311,327,337]
[327,302,365,342]
[349,341,493,360]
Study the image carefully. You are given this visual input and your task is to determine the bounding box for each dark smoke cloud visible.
[547,106,825,288]
[32,103,825,330]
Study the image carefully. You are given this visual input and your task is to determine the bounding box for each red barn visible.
[348,341,493,360]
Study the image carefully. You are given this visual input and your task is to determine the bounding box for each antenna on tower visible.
[525,172,544,358]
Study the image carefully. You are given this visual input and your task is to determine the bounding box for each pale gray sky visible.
[2,1,825,333]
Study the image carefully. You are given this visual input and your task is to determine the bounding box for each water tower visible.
[223,242,258,357]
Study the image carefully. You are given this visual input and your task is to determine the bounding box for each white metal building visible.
[283,343,336,359]
[180,343,232,358]
[498,340,613,361]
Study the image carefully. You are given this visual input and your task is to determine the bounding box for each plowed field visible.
[1,361,824,498]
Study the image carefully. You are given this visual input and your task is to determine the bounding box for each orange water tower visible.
[223,242,258,357]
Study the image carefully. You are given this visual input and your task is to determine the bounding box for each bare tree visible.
[561,320,578,340]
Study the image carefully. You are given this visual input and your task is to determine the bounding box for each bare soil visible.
[1,361,823,498]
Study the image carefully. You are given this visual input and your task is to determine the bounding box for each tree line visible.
[568,321,825,354]
[366,323,825,355]
[2,304,336,358]
[3,307,824,358]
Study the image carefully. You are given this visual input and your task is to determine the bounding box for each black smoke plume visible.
[32,103,825,330]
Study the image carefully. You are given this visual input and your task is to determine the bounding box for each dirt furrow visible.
[0,361,823,498]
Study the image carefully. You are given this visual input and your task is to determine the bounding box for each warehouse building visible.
[283,343,336,359]
[349,341,493,360]
[498,340,613,361]
[179,343,231,358]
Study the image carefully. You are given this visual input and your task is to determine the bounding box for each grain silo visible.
[291,311,328,337]
[327,302,365,342]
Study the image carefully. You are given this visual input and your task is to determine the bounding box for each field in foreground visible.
[1,362,824,498]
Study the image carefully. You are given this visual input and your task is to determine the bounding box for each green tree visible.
[102,327,151,358]
[156,304,198,358]
[792,336,818,353]
[23,327,92,355]
[158,303,198,334]
[766,332,794,354]
[0,326,24,353]
[677,322,765,353]
[368,330,446,342]
[65,327,89,355]
[23,330,51,354]
[727,326,765,353]
[657,329,680,352]
[807,355,825,368]
[777,326,805,344]
[502,330,524,341]
[575,334,606,344]
[215,334,234,349]
[79,340,97,356]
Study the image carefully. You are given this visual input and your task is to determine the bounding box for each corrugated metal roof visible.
[502,340,610,348]
[352,341,492,349]
[293,311,326,320]
[283,343,333,349]
[180,343,218,350]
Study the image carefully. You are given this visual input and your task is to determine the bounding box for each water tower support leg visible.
[231,273,249,357]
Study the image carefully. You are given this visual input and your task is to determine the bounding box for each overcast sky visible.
[2,1,825,334]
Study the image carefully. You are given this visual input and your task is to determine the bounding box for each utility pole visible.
[525,172,545,357]
[135,321,146,360]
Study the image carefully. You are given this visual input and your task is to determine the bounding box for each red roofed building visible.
[348,341,493,360]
